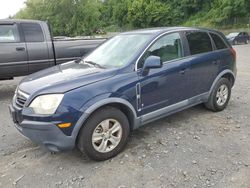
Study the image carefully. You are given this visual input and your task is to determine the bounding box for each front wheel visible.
[245,39,249,44]
[204,78,231,112]
[77,106,130,161]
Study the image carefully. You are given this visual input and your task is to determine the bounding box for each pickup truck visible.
[0,19,106,80]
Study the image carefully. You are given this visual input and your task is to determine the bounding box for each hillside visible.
[15,0,250,36]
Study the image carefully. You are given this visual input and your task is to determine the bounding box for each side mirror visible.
[142,56,162,76]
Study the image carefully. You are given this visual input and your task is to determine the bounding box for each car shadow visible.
[0,83,16,101]
[126,104,209,149]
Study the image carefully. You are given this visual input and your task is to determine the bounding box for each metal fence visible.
[218,17,250,28]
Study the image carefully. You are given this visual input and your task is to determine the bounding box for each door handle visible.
[179,70,186,74]
[16,47,25,51]
[213,60,220,65]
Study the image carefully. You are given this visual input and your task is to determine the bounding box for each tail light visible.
[230,48,236,62]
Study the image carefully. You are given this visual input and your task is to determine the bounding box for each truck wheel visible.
[205,78,231,112]
[77,106,130,161]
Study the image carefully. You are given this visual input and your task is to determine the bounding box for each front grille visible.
[15,90,29,108]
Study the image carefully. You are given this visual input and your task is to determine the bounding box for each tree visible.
[127,0,171,28]
[15,0,250,36]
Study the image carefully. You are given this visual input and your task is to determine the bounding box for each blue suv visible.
[10,27,237,161]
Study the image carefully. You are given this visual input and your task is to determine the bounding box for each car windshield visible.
[227,33,239,38]
[83,34,151,68]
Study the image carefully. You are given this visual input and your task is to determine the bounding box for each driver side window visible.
[138,32,183,69]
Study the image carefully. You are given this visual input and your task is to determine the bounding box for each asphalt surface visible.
[0,44,250,188]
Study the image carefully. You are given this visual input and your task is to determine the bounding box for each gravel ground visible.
[0,44,249,188]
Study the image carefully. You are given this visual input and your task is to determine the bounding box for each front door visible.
[237,32,244,43]
[137,32,190,117]
[0,24,28,78]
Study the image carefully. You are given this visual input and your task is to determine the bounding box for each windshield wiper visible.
[74,57,83,64]
[84,60,106,69]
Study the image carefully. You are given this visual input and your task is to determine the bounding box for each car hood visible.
[18,61,117,95]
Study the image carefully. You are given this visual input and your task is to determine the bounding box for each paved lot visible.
[0,44,250,188]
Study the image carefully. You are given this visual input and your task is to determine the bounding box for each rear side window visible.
[0,24,20,42]
[210,33,227,50]
[186,31,212,55]
[21,23,44,42]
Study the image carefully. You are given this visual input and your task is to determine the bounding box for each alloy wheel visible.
[216,84,229,106]
[92,119,122,153]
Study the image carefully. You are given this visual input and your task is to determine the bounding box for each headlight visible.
[29,94,64,115]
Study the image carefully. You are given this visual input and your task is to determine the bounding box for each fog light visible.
[58,123,72,128]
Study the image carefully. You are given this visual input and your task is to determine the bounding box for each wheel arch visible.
[72,98,139,144]
[209,69,235,96]
[222,72,235,87]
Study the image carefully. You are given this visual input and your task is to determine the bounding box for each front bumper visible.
[9,105,75,152]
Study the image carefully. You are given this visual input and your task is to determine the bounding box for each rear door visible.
[209,32,232,70]
[21,22,52,74]
[184,31,219,97]
[0,23,28,78]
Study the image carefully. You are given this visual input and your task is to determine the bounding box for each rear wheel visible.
[205,78,231,112]
[246,39,249,44]
[77,106,130,161]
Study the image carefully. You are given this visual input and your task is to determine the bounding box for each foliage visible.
[14,0,250,36]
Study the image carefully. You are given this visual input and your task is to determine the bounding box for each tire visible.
[204,78,231,112]
[245,39,249,44]
[77,106,130,161]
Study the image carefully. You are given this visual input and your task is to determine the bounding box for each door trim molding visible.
[141,92,209,124]
[136,83,141,112]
